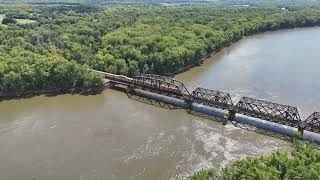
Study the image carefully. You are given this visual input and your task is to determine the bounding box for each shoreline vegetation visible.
[1,4,320,100]
[0,86,107,101]
[188,140,320,179]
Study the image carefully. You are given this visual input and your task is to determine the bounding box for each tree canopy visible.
[1,4,320,93]
[189,141,320,180]
[93,5,320,76]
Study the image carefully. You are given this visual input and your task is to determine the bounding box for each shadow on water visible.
[126,92,179,110]
[125,90,228,124]
[188,110,225,123]
[125,89,293,142]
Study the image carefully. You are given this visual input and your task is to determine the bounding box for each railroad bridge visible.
[94,70,320,135]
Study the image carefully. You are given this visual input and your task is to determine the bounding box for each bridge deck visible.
[93,69,320,134]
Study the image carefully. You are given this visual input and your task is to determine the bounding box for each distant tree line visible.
[1,0,320,5]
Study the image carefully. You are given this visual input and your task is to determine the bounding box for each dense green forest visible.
[92,6,320,76]
[189,141,320,179]
[1,4,320,93]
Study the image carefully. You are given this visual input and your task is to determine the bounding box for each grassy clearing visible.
[0,14,36,25]
[15,18,36,24]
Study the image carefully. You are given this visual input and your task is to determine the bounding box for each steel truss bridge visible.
[96,70,320,135]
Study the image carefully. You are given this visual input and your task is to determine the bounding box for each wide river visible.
[1,27,320,180]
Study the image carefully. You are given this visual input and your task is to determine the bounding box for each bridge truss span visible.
[131,74,191,99]
[236,97,301,127]
[191,87,234,110]
[303,112,320,133]
[98,70,320,137]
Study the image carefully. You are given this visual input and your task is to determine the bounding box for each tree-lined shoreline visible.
[1,4,320,98]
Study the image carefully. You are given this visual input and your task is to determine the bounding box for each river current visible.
[1,27,320,179]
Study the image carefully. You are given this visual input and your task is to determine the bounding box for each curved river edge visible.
[1,25,320,101]
[166,26,320,76]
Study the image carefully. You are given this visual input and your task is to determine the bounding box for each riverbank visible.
[0,86,107,101]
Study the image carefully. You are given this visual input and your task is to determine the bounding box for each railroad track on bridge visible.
[93,70,320,135]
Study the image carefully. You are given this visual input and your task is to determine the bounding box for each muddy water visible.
[1,27,320,179]
[176,27,320,118]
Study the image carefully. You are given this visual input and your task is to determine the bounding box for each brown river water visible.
[1,27,320,180]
